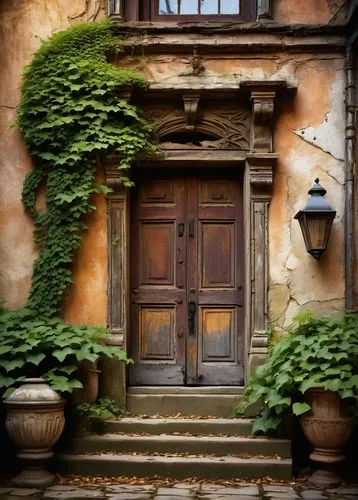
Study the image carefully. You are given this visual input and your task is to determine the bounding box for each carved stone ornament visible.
[252,92,275,152]
[182,93,200,131]
[142,102,250,150]
[104,163,124,191]
[241,81,288,153]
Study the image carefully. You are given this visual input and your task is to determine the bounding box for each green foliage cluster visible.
[232,311,358,435]
[18,20,155,316]
[77,397,124,420]
[0,308,131,397]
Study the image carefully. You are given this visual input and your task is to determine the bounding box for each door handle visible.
[177,222,184,237]
[188,301,196,336]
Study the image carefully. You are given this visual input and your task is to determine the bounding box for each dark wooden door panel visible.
[129,176,186,385]
[139,222,175,285]
[195,176,244,385]
[129,171,244,386]
[201,222,235,287]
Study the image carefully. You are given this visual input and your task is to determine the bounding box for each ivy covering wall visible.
[18,20,155,317]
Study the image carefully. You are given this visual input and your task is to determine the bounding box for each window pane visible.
[159,0,178,15]
[220,0,240,14]
[201,0,219,14]
[181,0,199,14]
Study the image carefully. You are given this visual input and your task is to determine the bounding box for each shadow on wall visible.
[0,404,18,476]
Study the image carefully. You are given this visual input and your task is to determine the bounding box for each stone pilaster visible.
[246,154,277,378]
[100,163,130,408]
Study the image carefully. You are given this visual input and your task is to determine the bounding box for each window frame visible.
[150,0,253,22]
[121,0,255,22]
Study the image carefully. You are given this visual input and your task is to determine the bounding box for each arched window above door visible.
[108,0,272,22]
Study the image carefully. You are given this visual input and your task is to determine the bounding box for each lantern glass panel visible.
[305,214,329,249]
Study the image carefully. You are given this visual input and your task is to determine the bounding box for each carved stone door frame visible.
[102,81,290,406]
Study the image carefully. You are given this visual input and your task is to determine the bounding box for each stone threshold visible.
[128,386,245,394]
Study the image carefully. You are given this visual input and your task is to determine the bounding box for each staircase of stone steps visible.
[57,387,292,481]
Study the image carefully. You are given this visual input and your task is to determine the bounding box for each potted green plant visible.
[76,396,124,435]
[0,307,131,487]
[232,311,358,486]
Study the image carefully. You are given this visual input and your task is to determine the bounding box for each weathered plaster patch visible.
[269,283,291,326]
[283,297,345,326]
[274,0,345,24]
[294,70,345,162]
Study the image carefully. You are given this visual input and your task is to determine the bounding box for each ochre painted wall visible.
[0,0,108,324]
[274,0,346,24]
[0,0,346,331]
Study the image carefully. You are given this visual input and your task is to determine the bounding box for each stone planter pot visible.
[4,378,65,487]
[300,388,354,487]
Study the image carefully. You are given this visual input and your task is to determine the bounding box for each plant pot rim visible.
[4,400,65,407]
[305,388,339,395]
[24,378,47,383]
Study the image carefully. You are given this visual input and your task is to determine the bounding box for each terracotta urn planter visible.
[300,388,354,487]
[4,378,65,487]
[73,360,101,405]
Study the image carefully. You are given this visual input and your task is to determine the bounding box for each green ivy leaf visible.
[52,347,75,363]
[0,358,24,372]
[0,346,13,355]
[292,402,311,416]
[0,374,16,388]
[26,353,46,366]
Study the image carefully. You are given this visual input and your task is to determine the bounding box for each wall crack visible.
[292,126,344,165]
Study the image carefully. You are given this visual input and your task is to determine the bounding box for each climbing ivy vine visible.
[17,20,155,316]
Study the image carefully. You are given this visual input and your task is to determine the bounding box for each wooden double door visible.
[129,169,244,386]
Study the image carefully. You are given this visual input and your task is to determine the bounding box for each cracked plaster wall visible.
[0,1,346,330]
[274,0,347,24]
[135,52,346,327]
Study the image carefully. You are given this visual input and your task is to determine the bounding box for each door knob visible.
[177,222,184,237]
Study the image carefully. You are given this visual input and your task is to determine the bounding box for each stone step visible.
[70,433,291,457]
[127,390,243,417]
[94,417,253,436]
[129,386,244,394]
[56,452,292,480]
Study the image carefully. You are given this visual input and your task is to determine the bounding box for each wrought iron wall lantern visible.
[294,179,336,260]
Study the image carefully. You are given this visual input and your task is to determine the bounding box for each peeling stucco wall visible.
[274,0,347,24]
[133,52,346,327]
[271,58,345,328]
[0,1,347,331]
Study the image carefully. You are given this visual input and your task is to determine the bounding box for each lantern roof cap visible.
[295,178,336,215]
